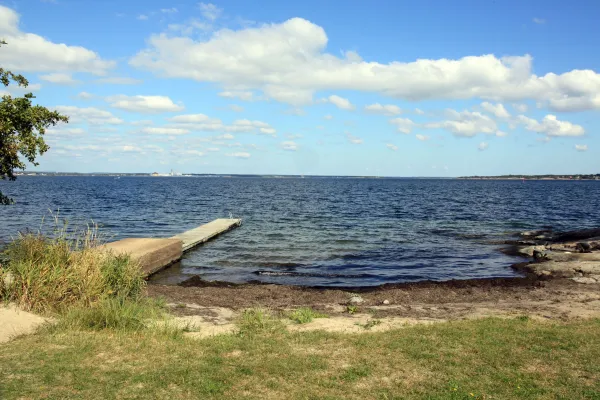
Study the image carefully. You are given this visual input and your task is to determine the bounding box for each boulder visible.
[571,277,598,284]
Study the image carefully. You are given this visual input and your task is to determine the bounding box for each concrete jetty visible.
[101,218,242,276]
[173,218,242,252]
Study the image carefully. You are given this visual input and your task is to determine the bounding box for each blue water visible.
[1,176,599,287]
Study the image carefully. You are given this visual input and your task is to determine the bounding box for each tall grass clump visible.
[0,222,145,317]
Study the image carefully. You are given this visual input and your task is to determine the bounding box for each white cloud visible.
[425,110,497,137]
[324,115,333,120]
[547,95,600,112]
[94,77,142,85]
[0,5,114,75]
[416,134,429,141]
[129,17,600,109]
[77,91,94,100]
[478,142,489,151]
[105,95,184,113]
[533,17,546,24]
[280,141,298,151]
[54,106,124,125]
[365,103,402,116]
[414,108,425,115]
[218,91,254,101]
[513,103,528,113]
[287,133,303,139]
[229,104,244,112]
[496,130,508,137]
[168,114,276,135]
[345,132,362,144]
[386,143,398,151]
[39,73,80,85]
[140,127,189,135]
[198,3,222,21]
[130,120,153,126]
[575,144,588,152]
[169,113,218,123]
[517,114,585,137]
[327,95,354,110]
[46,127,85,136]
[217,133,235,140]
[160,8,178,14]
[137,14,148,20]
[226,152,251,158]
[389,117,415,134]
[480,101,510,118]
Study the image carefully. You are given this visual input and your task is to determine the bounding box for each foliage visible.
[0,40,69,204]
[1,229,145,314]
[288,307,328,324]
[236,308,285,336]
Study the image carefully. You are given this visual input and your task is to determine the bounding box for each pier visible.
[101,218,242,276]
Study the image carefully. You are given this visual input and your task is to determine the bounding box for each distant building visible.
[151,172,160,177]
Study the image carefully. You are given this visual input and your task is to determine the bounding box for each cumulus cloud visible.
[76,91,94,100]
[517,114,585,137]
[425,110,497,137]
[389,117,415,134]
[218,91,255,101]
[480,102,510,118]
[105,95,184,113]
[198,3,222,21]
[229,104,244,112]
[54,106,124,124]
[386,143,398,151]
[129,17,600,109]
[365,103,402,116]
[46,127,85,136]
[416,134,429,141]
[478,142,489,151]
[39,73,80,85]
[513,103,528,113]
[137,14,149,20]
[94,77,142,85]
[324,114,333,120]
[575,144,588,152]
[345,132,362,144]
[140,127,189,135]
[167,114,276,135]
[0,6,114,75]
[414,108,425,115]
[226,152,251,158]
[280,141,298,151]
[326,95,354,110]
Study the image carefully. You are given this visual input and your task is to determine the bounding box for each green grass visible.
[288,307,328,324]
[1,226,163,332]
[1,232,144,314]
[1,318,599,399]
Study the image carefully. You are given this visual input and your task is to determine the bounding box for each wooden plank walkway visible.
[172,218,242,252]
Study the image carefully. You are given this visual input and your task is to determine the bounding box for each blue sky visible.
[0,0,598,176]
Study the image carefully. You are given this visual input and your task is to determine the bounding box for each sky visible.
[0,0,598,177]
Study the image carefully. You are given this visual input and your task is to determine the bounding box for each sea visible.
[1,176,599,287]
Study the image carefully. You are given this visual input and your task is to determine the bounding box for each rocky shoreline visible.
[507,228,600,284]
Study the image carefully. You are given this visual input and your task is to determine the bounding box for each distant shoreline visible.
[12,172,600,180]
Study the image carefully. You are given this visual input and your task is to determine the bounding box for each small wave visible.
[254,270,374,279]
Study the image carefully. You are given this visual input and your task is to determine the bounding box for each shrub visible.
[1,230,144,314]
[237,308,285,336]
[288,307,328,324]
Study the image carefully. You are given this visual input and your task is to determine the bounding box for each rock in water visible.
[576,242,592,253]
[533,250,549,261]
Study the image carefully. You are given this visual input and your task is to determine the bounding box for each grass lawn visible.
[1,317,599,399]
